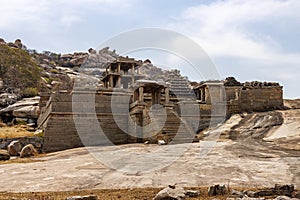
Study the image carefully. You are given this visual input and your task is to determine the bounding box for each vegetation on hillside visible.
[0,44,41,97]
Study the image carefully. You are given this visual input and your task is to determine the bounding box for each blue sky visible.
[0,0,299,98]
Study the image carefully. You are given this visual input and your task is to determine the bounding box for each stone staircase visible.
[143,106,197,144]
[167,73,196,101]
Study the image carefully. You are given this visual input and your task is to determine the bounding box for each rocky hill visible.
[0,41,41,99]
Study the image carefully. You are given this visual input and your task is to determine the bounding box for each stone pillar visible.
[165,87,169,104]
[109,75,113,88]
[117,62,121,73]
[201,88,205,102]
[205,87,210,103]
[138,86,144,103]
[117,76,121,88]
[157,90,161,104]
[151,91,155,105]
[131,63,135,85]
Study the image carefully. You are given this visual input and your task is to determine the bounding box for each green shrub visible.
[50,68,59,74]
[0,44,41,93]
[23,87,38,97]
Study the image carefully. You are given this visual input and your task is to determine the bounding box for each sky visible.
[0,0,299,98]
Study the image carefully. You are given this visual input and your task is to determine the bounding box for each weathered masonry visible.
[38,57,284,152]
[194,78,283,113]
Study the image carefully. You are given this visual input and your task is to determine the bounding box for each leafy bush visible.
[50,69,59,74]
[22,87,38,97]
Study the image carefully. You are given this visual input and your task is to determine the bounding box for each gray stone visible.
[20,144,38,158]
[273,196,293,200]
[231,189,245,198]
[0,149,10,160]
[254,190,274,197]
[245,190,256,198]
[153,185,186,200]
[66,195,98,200]
[0,93,18,107]
[208,185,227,196]
[0,97,40,118]
[185,190,200,197]
[7,140,23,156]
[226,197,265,200]
[13,105,40,118]
[274,184,294,197]
[158,140,166,145]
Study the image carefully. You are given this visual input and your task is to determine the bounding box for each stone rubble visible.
[20,144,38,158]
[7,140,23,156]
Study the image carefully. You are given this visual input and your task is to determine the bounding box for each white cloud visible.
[0,0,135,30]
[168,0,300,66]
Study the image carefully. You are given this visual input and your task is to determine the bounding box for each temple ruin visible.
[38,55,283,152]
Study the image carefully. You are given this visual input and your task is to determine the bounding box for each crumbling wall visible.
[239,86,283,112]
[225,81,283,114]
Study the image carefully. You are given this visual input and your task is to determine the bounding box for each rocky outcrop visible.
[0,97,40,123]
[224,77,243,86]
[0,149,10,160]
[284,99,300,109]
[60,52,88,68]
[229,111,284,140]
[0,93,18,108]
[20,144,38,158]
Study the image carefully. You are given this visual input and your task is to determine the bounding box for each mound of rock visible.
[284,99,300,109]
[229,111,284,140]
[0,96,40,124]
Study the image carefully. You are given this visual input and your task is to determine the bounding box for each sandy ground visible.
[0,110,299,193]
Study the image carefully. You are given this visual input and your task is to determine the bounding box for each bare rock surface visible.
[0,110,299,192]
[284,99,300,109]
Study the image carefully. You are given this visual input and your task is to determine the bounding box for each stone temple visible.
[37,54,283,152]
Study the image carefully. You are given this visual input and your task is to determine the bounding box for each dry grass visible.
[0,124,35,138]
[0,187,227,200]
[0,153,47,165]
[0,187,290,200]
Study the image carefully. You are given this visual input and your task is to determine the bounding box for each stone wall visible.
[38,91,131,152]
[225,85,283,114]
[238,86,283,112]
[38,82,284,152]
